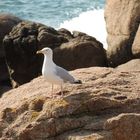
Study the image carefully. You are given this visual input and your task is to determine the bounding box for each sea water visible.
[0,0,107,48]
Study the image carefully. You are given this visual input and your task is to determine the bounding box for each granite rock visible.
[0,59,140,140]
[105,0,140,66]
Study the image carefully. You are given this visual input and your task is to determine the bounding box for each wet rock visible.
[3,21,68,87]
[3,21,107,87]
[54,33,107,70]
[0,14,21,95]
[58,28,74,40]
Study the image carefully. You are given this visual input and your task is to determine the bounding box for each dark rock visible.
[0,13,22,94]
[3,20,107,88]
[54,33,107,70]
[3,21,69,87]
[58,28,74,40]
[38,26,68,49]
[0,14,21,57]
[72,31,87,37]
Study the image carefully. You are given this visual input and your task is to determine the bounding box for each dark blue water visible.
[0,0,105,28]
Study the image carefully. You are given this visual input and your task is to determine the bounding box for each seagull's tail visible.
[74,80,82,84]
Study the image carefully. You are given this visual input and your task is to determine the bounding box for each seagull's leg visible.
[61,84,63,96]
[51,84,54,97]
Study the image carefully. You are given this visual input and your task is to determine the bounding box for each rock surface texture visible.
[0,14,21,95]
[132,25,140,57]
[54,33,107,70]
[0,59,140,140]
[105,0,140,67]
[3,21,107,88]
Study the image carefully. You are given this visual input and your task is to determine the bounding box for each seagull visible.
[36,47,81,97]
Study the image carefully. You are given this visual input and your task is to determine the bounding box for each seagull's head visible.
[37,47,53,58]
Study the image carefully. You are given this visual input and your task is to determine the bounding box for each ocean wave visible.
[59,9,107,49]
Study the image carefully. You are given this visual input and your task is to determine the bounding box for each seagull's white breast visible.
[42,61,63,85]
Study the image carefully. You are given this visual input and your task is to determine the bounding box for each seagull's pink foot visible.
[52,94,58,99]
[56,90,68,96]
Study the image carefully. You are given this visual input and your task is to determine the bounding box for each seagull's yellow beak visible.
[36,50,42,54]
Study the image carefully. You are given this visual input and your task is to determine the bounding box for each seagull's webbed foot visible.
[52,94,57,99]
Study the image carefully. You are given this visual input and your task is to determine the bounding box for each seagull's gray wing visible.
[55,66,75,83]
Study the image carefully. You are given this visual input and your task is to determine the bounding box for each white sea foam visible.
[59,9,107,49]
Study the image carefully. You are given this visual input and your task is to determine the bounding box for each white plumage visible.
[37,47,80,96]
